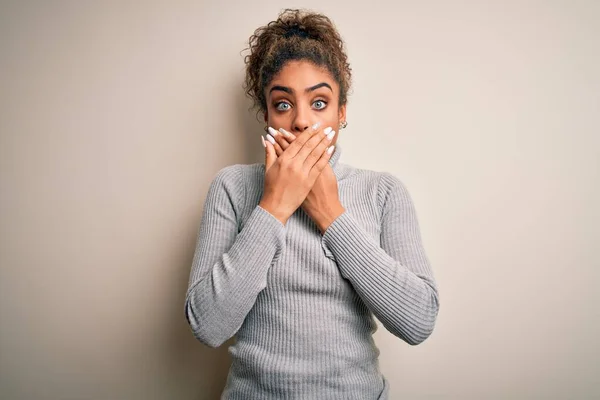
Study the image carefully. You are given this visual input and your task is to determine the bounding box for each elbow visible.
[184,299,228,348]
[394,291,440,346]
[193,331,227,349]
[405,321,436,346]
[385,315,437,346]
[408,282,440,345]
[190,322,228,348]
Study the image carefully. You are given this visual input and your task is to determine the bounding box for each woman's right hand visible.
[259,122,335,225]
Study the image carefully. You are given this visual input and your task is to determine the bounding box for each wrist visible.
[314,204,345,234]
[259,199,289,226]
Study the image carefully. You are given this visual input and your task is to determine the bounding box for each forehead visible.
[268,60,338,93]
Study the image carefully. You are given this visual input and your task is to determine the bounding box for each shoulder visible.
[375,171,414,211]
[207,164,242,196]
[339,164,412,212]
[210,162,261,184]
[377,171,408,193]
[342,165,407,196]
[211,163,241,181]
[207,162,263,199]
[206,164,245,199]
[337,163,381,188]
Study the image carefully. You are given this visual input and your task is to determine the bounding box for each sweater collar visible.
[329,142,342,176]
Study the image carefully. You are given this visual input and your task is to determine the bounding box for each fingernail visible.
[324,127,333,135]
[327,145,335,155]
[261,135,266,148]
[266,134,275,145]
[311,122,321,130]
[268,127,278,137]
[327,130,336,141]
[279,128,293,138]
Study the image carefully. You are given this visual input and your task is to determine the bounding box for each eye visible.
[313,100,327,110]
[275,101,291,111]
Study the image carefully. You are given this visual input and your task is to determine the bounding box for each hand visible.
[260,123,335,226]
[264,126,345,234]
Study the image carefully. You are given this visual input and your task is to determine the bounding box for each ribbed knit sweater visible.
[184,143,440,399]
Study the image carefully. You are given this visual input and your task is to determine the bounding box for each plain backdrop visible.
[1,1,598,399]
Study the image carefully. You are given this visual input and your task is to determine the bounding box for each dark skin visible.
[263,60,347,234]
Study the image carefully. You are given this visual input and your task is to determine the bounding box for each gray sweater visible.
[184,143,440,399]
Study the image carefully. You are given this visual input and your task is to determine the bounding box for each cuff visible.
[320,210,353,260]
[241,205,287,263]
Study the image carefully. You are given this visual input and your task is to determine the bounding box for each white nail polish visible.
[261,135,266,148]
[312,122,321,130]
[327,145,335,155]
[266,134,275,145]
[268,127,278,136]
[279,128,293,138]
[324,127,333,135]
[327,130,336,140]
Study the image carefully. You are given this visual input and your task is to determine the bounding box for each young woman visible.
[185,9,440,399]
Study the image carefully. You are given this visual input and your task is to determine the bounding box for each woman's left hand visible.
[265,127,345,234]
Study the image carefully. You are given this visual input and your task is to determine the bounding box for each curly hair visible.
[243,9,352,116]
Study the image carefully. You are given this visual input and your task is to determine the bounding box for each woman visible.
[185,9,440,399]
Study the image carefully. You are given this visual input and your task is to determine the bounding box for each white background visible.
[1,1,598,398]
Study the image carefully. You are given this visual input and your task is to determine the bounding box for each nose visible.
[291,105,311,133]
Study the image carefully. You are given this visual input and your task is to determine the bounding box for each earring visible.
[340,120,348,129]
[264,126,268,132]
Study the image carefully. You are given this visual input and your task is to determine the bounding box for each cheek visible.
[322,108,339,126]
[267,113,287,126]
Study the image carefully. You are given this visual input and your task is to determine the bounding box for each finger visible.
[300,127,335,170]
[271,128,293,154]
[264,136,276,171]
[277,128,295,151]
[267,127,287,157]
[280,122,323,160]
[308,144,335,183]
[265,133,283,156]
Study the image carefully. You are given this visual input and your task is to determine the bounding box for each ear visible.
[338,104,347,124]
[263,111,268,124]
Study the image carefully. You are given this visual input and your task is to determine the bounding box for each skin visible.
[263,60,347,234]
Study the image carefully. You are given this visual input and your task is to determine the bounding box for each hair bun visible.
[283,23,312,39]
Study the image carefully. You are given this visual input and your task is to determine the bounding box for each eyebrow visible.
[269,82,333,95]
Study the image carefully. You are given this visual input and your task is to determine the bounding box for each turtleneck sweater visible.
[184,143,440,399]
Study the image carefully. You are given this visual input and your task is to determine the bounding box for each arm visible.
[184,165,287,348]
[321,173,439,345]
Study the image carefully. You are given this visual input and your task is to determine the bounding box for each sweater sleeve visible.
[184,165,287,348]
[321,172,439,345]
